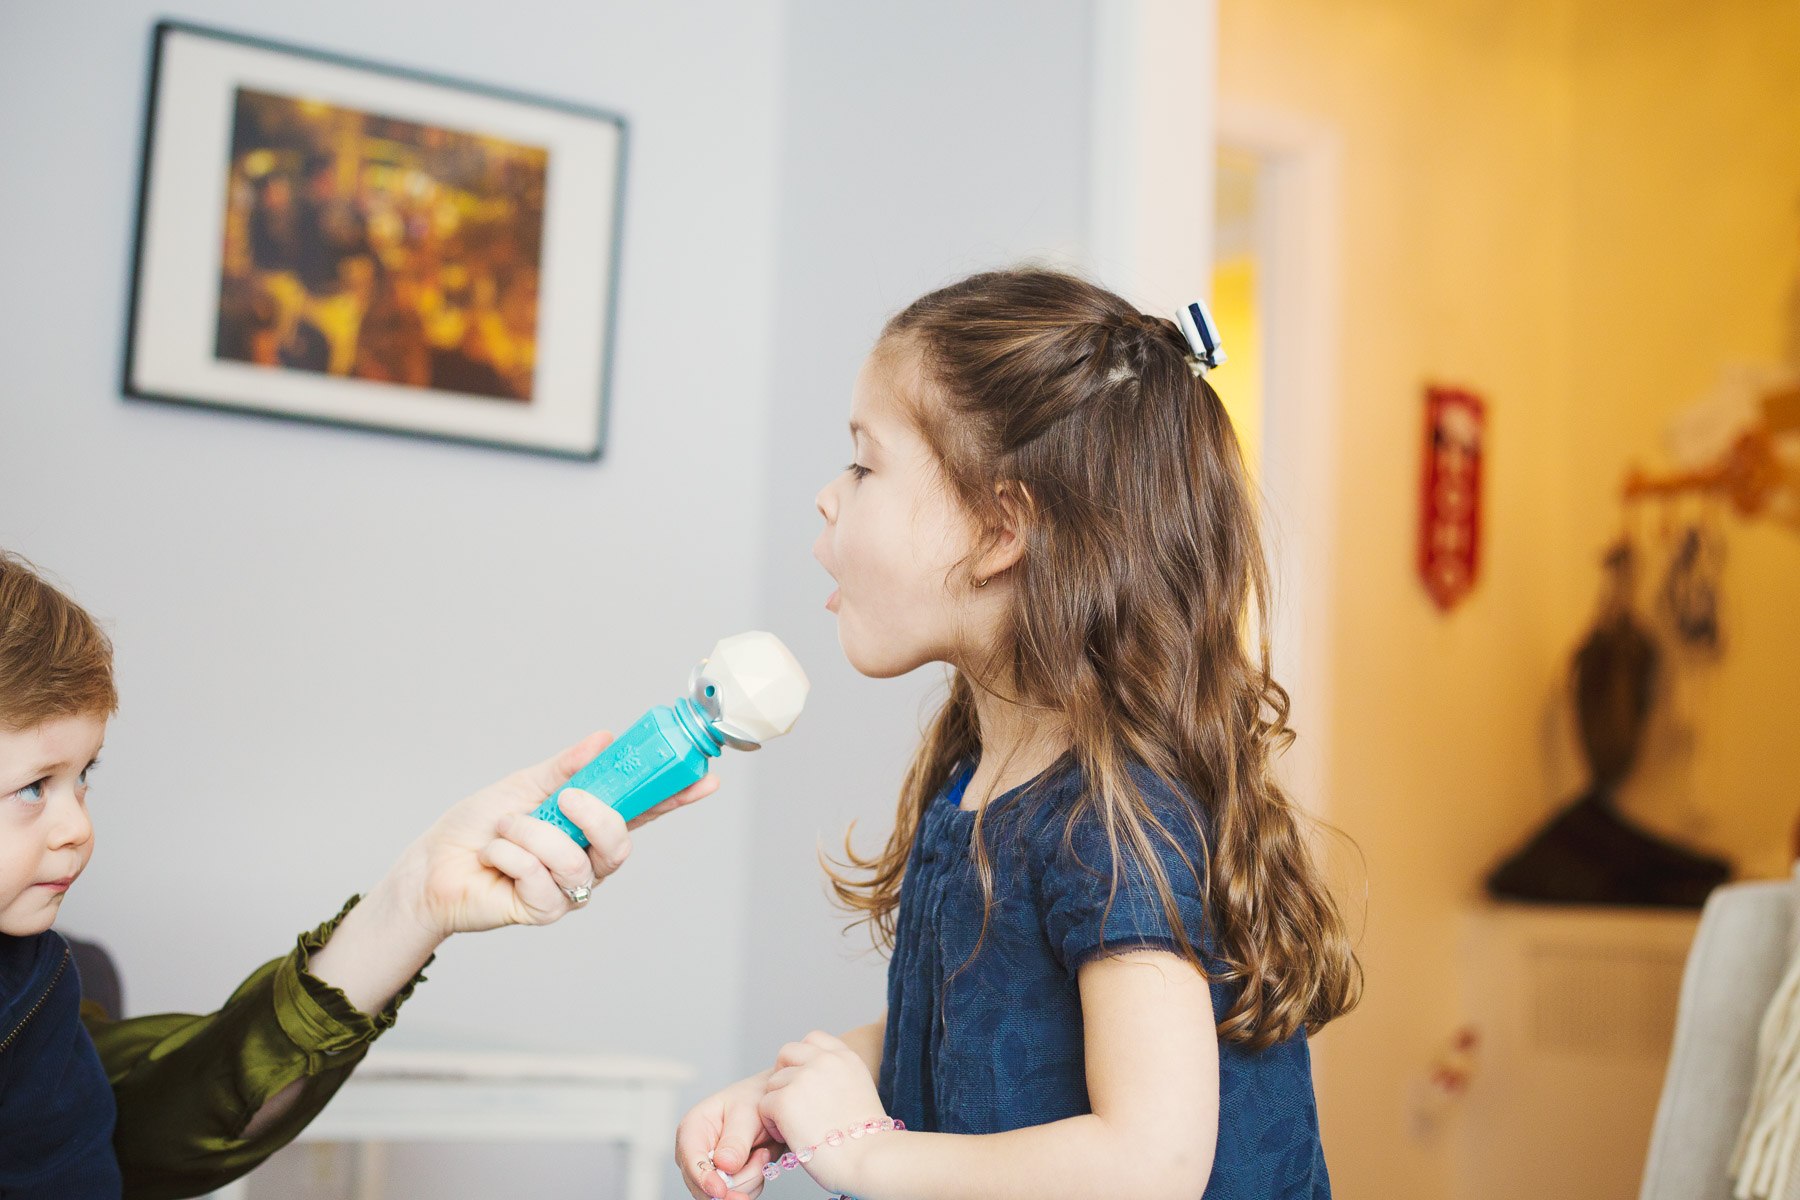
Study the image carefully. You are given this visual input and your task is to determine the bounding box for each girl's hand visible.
[675,1069,781,1199]
[390,729,719,939]
[759,1032,889,1196]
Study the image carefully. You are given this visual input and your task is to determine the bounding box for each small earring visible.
[973,576,989,589]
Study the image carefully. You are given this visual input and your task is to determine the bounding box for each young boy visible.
[0,550,714,1198]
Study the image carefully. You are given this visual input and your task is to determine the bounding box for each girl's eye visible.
[846,462,871,480]
[13,779,46,803]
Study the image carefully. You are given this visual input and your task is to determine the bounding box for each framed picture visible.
[124,21,626,459]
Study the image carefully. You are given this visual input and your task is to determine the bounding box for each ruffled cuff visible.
[273,895,432,1071]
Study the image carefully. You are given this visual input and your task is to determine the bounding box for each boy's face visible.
[813,342,988,679]
[0,714,103,936]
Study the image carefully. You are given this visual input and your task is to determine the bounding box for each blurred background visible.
[2,1,1797,1198]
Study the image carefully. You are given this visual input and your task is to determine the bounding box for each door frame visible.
[1216,101,1343,823]
[1090,6,1344,822]
[1087,0,1218,315]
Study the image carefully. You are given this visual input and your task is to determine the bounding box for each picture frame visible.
[123,21,627,460]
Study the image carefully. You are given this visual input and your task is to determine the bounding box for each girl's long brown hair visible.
[825,269,1360,1049]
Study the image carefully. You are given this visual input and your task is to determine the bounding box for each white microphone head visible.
[696,631,810,748]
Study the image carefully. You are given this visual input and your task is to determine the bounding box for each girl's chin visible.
[838,626,935,680]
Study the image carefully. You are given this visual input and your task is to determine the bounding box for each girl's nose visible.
[815,479,837,522]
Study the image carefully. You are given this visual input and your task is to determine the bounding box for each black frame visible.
[122,19,629,461]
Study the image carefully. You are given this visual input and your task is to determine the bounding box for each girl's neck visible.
[960,674,1070,811]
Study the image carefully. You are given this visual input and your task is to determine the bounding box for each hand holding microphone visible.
[530,632,811,846]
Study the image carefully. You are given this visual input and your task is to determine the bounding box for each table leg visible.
[625,1087,678,1200]
[622,1133,657,1200]
[354,1141,387,1200]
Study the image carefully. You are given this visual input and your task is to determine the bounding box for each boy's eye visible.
[846,462,871,480]
[13,779,46,803]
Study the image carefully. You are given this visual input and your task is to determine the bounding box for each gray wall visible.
[0,0,1094,1194]
[0,2,783,1195]
[741,0,1094,1077]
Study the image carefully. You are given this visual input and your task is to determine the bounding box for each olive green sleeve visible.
[81,896,431,1200]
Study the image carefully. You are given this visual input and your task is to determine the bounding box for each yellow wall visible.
[1218,0,1800,1195]
[1211,253,1264,469]
[1562,0,1800,880]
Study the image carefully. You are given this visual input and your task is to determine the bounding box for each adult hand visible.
[676,1069,781,1199]
[312,730,718,1010]
[268,732,716,1139]
[400,728,720,937]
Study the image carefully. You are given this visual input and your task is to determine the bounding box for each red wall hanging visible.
[1418,385,1486,611]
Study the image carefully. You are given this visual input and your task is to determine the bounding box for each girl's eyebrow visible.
[848,420,882,449]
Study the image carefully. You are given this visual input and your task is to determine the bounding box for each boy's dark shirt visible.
[0,928,120,1198]
[0,899,426,1199]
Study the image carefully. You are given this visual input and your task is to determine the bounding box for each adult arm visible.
[83,898,415,1200]
[87,729,716,1200]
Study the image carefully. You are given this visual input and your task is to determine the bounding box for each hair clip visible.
[1176,299,1226,377]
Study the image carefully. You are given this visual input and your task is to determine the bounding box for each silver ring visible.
[563,882,593,906]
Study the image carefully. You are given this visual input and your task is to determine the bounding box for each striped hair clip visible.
[1176,299,1226,377]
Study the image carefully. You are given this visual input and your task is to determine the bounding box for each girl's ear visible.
[974,482,1033,584]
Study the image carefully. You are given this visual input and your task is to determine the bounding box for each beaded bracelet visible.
[710,1116,906,1199]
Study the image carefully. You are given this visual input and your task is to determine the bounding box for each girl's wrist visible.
[830,1123,885,1197]
[761,1115,903,1197]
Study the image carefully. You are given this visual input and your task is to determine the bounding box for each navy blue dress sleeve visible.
[1033,766,1215,973]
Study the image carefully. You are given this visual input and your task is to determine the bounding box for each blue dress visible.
[877,761,1330,1198]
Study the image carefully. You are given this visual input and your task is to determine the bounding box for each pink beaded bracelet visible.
[712,1116,905,1197]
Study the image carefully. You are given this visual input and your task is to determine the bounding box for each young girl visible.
[677,269,1360,1200]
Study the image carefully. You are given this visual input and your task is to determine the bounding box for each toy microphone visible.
[529,631,809,846]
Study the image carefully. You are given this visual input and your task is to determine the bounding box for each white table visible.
[210,1046,694,1200]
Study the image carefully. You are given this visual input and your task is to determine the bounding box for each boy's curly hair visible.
[0,550,117,730]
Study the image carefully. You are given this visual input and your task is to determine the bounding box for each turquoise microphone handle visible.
[529,702,720,848]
